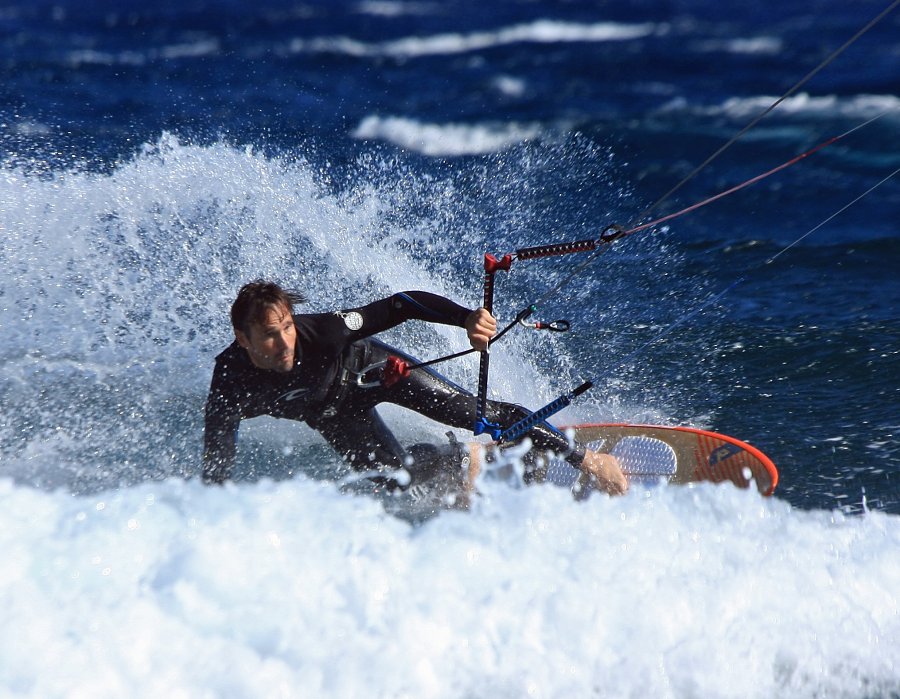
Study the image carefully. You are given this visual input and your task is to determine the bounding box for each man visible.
[203,280,627,496]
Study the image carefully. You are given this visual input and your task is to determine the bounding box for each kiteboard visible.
[546,424,778,496]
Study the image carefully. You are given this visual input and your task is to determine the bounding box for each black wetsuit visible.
[202,291,584,485]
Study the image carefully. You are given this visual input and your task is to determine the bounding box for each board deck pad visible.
[558,424,779,495]
[610,436,677,486]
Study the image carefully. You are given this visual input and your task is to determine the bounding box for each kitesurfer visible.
[202,280,627,496]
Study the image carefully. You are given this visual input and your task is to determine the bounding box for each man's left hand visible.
[580,450,628,495]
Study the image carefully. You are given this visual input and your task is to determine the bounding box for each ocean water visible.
[2,1,899,697]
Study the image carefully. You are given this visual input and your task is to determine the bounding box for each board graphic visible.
[551,424,779,495]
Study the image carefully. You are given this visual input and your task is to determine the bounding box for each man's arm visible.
[349,291,471,333]
[344,291,494,350]
[202,366,241,484]
[384,291,472,327]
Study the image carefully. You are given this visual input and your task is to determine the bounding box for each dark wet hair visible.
[230,280,306,335]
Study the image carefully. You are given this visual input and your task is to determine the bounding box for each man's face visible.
[235,303,297,373]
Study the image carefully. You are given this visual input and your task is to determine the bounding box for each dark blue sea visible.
[2,2,899,696]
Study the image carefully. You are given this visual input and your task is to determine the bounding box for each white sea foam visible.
[492,74,528,97]
[694,36,783,55]
[662,92,900,121]
[352,116,545,155]
[67,38,221,66]
[6,120,53,136]
[289,19,657,58]
[1,476,898,698]
[354,0,440,17]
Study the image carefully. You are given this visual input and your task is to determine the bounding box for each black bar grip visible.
[515,238,598,260]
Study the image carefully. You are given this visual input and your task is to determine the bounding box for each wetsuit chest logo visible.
[277,388,310,402]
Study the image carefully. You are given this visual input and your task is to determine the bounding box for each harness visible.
[319,341,412,417]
